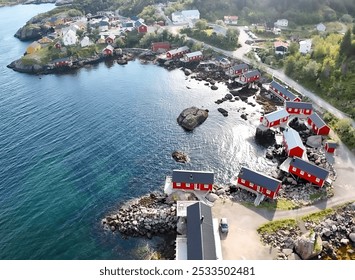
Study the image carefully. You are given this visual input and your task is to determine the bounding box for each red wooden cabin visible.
[269,81,301,102]
[237,167,282,199]
[307,112,330,136]
[285,101,313,116]
[325,141,337,153]
[238,70,261,84]
[289,157,329,187]
[260,109,289,128]
[283,127,306,158]
[228,63,249,76]
[166,46,189,59]
[183,51,203,62]
[151,42,171,52]
[102,45,114,56]
[105,34,116,45]
[172,170,214,192]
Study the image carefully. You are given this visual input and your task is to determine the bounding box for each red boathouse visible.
[283,127,306,158]
[237,70,261,84]
[269,81,301,102]
[182,51,203,62]
[166,46,189,59]
[307,112,330,136]
[236,167,282,199]
[260,108,289,128]
[325,141,337,153]
[289,157,329,187]
[228,63,249,77]
[285,101,313,116]
[172,170,214,192]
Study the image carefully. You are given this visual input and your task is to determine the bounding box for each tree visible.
[195,19,208,31]
[339,29,352,57]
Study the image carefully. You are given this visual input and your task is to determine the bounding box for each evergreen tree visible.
[339,29,352,57]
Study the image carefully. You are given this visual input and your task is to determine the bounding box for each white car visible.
[220,218,229,233]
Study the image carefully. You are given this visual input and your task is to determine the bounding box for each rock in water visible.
[218,108,228,117]
[255,125,275,146]
[172,151,189,163]
[177,107,208,131]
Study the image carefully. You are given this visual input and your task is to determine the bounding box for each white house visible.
[316,23,326,32]
[63,29,78,46]
[172,9,200,24]
[80,36,93,47]
[274,19,288,28]
[299,39,312,54]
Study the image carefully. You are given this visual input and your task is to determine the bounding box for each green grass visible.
[243,198,299,210]
[301,208,335,223]
[257,218,298,234]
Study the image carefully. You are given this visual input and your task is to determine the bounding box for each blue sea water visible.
[0,4,274,259]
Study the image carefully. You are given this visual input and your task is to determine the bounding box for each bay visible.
[0,4,274,259]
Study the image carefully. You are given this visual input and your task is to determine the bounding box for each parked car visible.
[220,218,229,233]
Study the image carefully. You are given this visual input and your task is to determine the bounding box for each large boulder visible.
[306,135,322,148]
[294,232,323,260]
[14,24,53,41]
[177,107,208,131]
[255,125,275,146]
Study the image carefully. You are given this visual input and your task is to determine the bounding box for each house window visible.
[266,190,271,195]
[250,183,254,187]
[241,179,245,184]
[292,167,296,172]
[305,109,309,113]
[176,183,181,187]
[308,174,311,177]
[295,109,299,113]
[270,122,274,126]
[316,178,320,183]
[300,171,304,175]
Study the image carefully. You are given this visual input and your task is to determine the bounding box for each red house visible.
[289,157,329,187]
[137,23,148,33]
[151,42,171,52]
[105,34,116,45]
[285,101,313,116]
[269,81,301,102]
[237,70,261,84]
[172,170,214,192]
[307,112,330,136]
[182,51,203,62]
[260,109,289,128]
[325,141,337,153]
[237,167,282,199]
[283,127,306,158]
[52,57,72,67]
[166,46,189,59]
[102,45,114,56]
[54,41,62,49]
[228,63,249,77]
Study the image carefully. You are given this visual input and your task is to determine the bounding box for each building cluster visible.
[25,10,154,66]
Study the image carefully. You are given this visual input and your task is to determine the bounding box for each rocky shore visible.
[258,202,355,260]
[102,192,178,239]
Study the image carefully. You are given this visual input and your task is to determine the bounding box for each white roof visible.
[182,9,200,17]
[264,109,289,122]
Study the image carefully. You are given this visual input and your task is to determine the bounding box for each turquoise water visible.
[0,4,273,259]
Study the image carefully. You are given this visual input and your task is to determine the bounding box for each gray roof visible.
[168,46,189,55]
[172,170,214,184]
[290,157,329,180]
[244,70,261,78]
[186,202,216,260]
[326,141,337,148]
[308,112,327,128]
[231,63,249,71]
[265,109,289,122]
[285,101,313,110]
[270,81,298,100]
[283,127,305,150]
[238,167,281,192]
[185,51,203,58]
[52,57,71,63]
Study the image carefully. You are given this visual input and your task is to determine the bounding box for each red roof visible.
[274,41,289,48]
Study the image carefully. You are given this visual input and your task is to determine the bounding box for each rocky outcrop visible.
[55,0,74,6]
[255,125,275,146]
[294,232,323,260]
[7,59,45,74]
[14,24,53,41]
[218,108,228,117]
[172,151,189,163]
[102,193,178,238]
[177,107,208,131]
